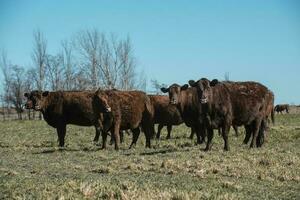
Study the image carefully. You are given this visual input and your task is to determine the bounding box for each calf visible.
[161,84,205,144]
[93,89,154,150]
[24,90,108,147]
[149,95,194,139]
[189,78,271,151]
[244,89,275,147]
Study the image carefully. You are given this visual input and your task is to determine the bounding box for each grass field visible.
[0,114,299,200]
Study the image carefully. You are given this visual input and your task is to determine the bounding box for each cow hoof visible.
[58,147,65,151]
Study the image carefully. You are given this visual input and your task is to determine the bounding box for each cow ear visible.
[42,91,49,97]
[95,89,101,95]
[161,87,169,93]
[210,79,219,86]
[181,84,189,90]
[188,80,196,87]
[24,93,29,98]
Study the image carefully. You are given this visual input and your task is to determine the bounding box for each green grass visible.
[0,114,299,199]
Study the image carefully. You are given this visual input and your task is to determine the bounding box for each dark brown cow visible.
[93,89,154,150]
[274,104,289,114]
[24,90,108,147]
[161,84,206,144]
[243,89,275,147]
[189,78,271,151]
[149,95,195,139]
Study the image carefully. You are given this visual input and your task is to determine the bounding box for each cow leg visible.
[233,125,239,137]
[93,126,101,143]
[156,124,164,139]
[101,130,108,149]
[221,124,230,151]
[109,134,114,145]
[257,119,267,147]
[189,127,195,139]
[120,131,124,143]
[196,124,206,144]
[204,128,214,151]
[243,125,252,144]
[130,128,140,149]
[112,124,120,150]
[145,128,152,148]
[57,125,66,147]
[143,124,152,148]
[250,118,262,148]
[218,128,222,136]
[110,130,124,145]
[198,124,206,144]
[166,125,172,139]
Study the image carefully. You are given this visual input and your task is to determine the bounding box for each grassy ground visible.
[0,114,299,200]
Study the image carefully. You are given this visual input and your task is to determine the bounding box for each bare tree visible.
[75,30,138,90]
[46,54,64,91]
[32,30,47,91]
[118,36,136,90]
[75,29,101,89]
[73,69,90,90]
[32,30,47,119]
[98,34,119,89]
[136,69,147,91]
[7,65,26,120]
[151,79,167,94]
[61,39,75,90]
[0,51,11,120]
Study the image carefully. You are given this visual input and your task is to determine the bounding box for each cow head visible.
[94,90,112,113]
[24,90,49,111]
[188,78,219,104]
[161,83,189,105]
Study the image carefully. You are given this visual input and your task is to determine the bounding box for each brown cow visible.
[149,95,195,139]
[24,90,109,147]
[246,89,275,147]
[189,78,272,151]
[274,104,289,114]
[93,89,154,150]
[161,84,206,144]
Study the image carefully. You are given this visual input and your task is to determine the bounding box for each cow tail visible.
[144,95,155,138]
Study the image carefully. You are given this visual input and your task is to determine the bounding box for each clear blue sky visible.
[0,0,299,104]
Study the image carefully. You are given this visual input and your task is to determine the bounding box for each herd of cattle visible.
[24,78,287,152]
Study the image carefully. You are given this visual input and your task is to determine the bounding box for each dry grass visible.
[0,114,299,199]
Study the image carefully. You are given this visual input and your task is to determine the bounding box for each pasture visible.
[0,114,299,199]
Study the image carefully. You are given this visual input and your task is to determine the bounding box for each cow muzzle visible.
[34,105,41,111]
[24,102,33,109]
[201,98,208,104]
[105,106,112,112]
[170,99,177,105]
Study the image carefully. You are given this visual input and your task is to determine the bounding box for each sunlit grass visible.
[0,114,299,199]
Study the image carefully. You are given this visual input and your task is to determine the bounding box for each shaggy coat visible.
[93,89,154,150]
[149,95,184,139]
[161,84,205,144]
[189,79,272,151]
[24,90,108,147]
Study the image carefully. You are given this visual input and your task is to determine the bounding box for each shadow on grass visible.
[139,148,179,156]
[31,146,101,154]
